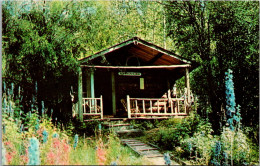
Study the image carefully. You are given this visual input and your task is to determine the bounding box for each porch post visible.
[185,67,191,104]
[78,67,83,122]
[127,95,131,118]
[90,69,95,98]
[111,71,116,115]
[86,70,91,98]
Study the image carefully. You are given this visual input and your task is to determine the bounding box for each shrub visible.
[141,113,212,151]
[181,132,216,165]
[218,127,254,165]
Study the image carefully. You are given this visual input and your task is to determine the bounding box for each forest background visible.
[2,0,259,139]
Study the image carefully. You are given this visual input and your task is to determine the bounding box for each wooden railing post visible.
[143,100,145,113]
[170,99,173,114]
[150,100,152,113]
[127,95,131,118]
[100,95,103,119]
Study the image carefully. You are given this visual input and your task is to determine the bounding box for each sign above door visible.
[118,72,141,76]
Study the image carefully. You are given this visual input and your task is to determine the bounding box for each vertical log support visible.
[111,71,116,116]
[78,67,83,122]
[86,70,91,98]
[185,67,191,104]
[90,69,95,99]
[100,95,103,119]
[127,95,131,118]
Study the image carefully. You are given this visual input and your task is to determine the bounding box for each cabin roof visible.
[79,37,193,66]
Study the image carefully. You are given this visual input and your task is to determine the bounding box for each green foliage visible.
[164,0,259,132]
[181,132,216,165]
[2,1,174,125]
[217,127,256,165]
[130,119,159,130]
[140,113,212,150]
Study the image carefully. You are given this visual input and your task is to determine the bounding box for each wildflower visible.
[3,124,6,134]
[225,69,238,131]
[10,83,14,95]
[4,140,17,164]
[18,86,21,98]
[214,141,221,157]
[46,151,55,165]
[6,152,12,164]
[41,101,44,115]
[20,124,24,133]
[97,147,106,165]
[3,81,6,92]
[73,134,78,149]
[52,133,59,138]
[111,161,117,165]
[42,130,48,143]
[96,141,106,165]
[62,139,70,153]
[35,119,40,131]
[188,142,192,151]
[8,101,12,114]
[53,138,61,148]
[2,142,6,165]
[20,154,29,165]
[164,152,171,166]
[35,81,38,94]
[3,98,7,112]
[27,137,40,165]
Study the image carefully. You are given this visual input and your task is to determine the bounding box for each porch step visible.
[120,138,179,165]
[103,123,131,127]
[102,121,143,138]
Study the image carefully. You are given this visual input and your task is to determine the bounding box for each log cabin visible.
[76,37,197,122]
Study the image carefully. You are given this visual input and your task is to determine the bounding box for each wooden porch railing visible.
[82,95,103,119]
[126,95,187,118]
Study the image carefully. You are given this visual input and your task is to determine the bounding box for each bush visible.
[216,127,257,165]
[181,132,216,165]
[178,127,259,165]
[140,113,212,151]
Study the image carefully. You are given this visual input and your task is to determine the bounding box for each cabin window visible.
[140,77,144,90]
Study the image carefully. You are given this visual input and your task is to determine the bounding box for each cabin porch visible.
[79,94,190,120]
[75,37,196,122]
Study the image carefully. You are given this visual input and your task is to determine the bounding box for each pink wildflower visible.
[46,138,71,165]
[6,152,12,164]
[46,151,55,165]
[96,141,106,165]
[53,138,61,148]
[20,155,29,164]
[4,141,16,164]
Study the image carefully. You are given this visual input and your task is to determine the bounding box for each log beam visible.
[81,64,190,69]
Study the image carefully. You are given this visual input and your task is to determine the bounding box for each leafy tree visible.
[2,0,168,123]
[163,1,259,133]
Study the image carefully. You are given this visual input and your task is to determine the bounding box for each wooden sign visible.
[118,72,141,76]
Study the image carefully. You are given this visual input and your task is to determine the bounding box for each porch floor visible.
[83,115,187,122]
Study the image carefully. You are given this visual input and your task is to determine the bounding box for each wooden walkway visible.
[121,138,179,165]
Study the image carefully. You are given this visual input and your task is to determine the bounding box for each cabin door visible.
[95,70,113,115]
